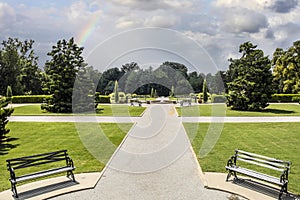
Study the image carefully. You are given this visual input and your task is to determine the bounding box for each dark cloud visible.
[220,8,268,34]
[268,0,298,13]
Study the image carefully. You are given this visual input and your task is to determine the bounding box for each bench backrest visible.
[6,150,69,171]
[234,149,291,173]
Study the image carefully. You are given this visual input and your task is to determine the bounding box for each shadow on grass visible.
[262,108,295,115]
[0,137,19,155]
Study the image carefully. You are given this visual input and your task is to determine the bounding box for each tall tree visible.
[226,42,273,111]
[113,80,119,103]
[203,79,208,103]
[272,40,300,93]
[0,38,42,95]
[42,38,85,113]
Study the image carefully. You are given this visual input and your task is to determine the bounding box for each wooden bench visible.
[6,150,76,198]
[225,149,291,199]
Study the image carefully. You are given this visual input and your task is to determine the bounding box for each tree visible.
[272,40,300,93]
[42,38,85,113]
[226,42,273,111]
[6,86,12,104]
[150,87,154,98]
[121,62,139,73]
[203,79,208,103]
[170,85,175,97]
[0,97,14,143]
[188,71,204,93]
[0,38,42,95]
[97,68,124,94]
[113,80,119,103]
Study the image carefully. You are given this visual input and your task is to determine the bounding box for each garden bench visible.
[225,149,291,199]
[6,150,76,198]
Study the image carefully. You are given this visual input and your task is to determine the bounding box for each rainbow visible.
[76,14,100,46]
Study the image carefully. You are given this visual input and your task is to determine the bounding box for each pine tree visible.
[226,42,273,110]
[42,38,85,113]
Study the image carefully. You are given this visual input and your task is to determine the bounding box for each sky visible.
[0,0,300,73]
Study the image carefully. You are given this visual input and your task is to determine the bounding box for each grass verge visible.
[177,103,300,116]
[0,122,132,192]
[12,105,146,116]
[184,122,300,195]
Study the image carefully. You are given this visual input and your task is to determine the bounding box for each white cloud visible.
[0,3,16,30]
[115,16,141,29]
[220,8,268,34]
[144,15,179,28]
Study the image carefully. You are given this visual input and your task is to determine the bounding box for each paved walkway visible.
[49,105,232,200]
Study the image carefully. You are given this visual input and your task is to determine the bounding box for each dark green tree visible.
[97,67,124,94]
[42,38,85,113]
[0,38,42,95]
[226,42,273,110]
[203,79,208,103]
[113,80,119,103]
[0,97,14,143]
[188,71,204,93]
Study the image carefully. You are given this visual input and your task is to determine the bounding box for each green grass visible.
[177,103,300,116]
[12,105,146,116]
[0,122,132,192]
[184,122,300,195]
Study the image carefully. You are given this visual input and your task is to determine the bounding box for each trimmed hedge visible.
[95,95,110,103]
[12,95,51,103]
[211,94,227,103]
[270,94,300,103]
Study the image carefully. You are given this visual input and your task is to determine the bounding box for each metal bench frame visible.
[225,149,291,199]
[6,150,76,198]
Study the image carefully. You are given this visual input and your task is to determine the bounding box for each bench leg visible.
[278,183,288,200]
[226,171,238,181]
[67,170,76,182]
[11,183,18,198]
[226,172,231,181]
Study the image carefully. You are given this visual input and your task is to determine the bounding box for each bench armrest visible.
[280,168,290,183]
[226,155,236,167]
[66,156,74,168]
[7,166,16,181]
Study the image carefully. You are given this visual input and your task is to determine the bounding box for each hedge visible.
[95,95,110,103]
[12,95,51,103]
[270,94,300,103]
[211,94,227,103]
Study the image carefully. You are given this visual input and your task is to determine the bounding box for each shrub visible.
[211,94,227,103]
[12,95,51,103]
[95,94,110,103]
[109,92,126,103]
[270,94,300,103]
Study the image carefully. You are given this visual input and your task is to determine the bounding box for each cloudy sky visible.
[1,0,300,73]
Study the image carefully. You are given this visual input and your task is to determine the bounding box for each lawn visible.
[184,122,300,195]
[177,103,300,116]
[12,104,146,116]
[0,122,132,192]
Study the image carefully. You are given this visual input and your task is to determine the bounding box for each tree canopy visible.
[272,40,300,94]
[0,38,42,95]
